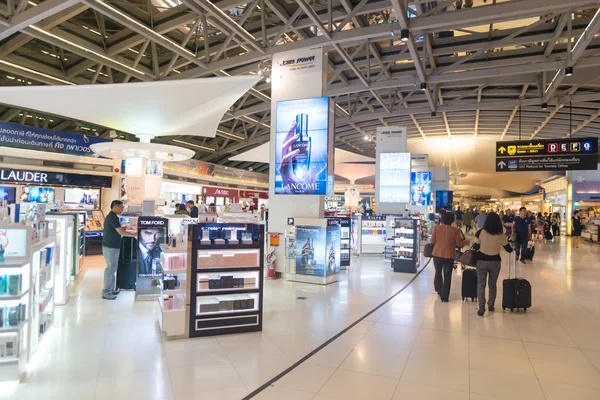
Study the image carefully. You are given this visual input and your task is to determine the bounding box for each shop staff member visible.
[186,200,199,218]
[102,200,136,300]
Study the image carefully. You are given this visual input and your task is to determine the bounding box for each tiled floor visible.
[4,236,600,400]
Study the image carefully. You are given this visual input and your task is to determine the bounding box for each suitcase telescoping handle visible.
[507,241,517,279]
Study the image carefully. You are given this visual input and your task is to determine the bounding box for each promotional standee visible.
[136,217,168,300]
[285,218,340,285]
[274,96,332,195]
[188,223,264,338]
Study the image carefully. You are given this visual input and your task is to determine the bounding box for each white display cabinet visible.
[156,246,188,338]
[0,223,57,383]
[46,214,76,305]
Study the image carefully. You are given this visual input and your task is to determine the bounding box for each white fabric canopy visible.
[0,75,261,139]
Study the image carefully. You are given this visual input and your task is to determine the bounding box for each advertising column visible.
[269,46,333,273]
[375,126,410,215]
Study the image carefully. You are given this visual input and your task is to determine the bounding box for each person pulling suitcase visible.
[472,212,513,316]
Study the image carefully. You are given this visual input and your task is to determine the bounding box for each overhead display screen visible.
[378,152,411,203]
[410,172,432,206]
[274,96,329,195]
[64,188,100,205]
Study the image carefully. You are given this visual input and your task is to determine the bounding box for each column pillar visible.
[268,46,331,272]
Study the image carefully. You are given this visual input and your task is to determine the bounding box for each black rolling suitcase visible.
[502,250,531,312]
[461,268,477,302]
[116,236,137,290]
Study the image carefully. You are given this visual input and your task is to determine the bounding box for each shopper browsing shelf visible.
[472,212,513,317]
[186,200,199,218]
[102,200,136,300]
[429,212,470,302]
[175,203,189,215]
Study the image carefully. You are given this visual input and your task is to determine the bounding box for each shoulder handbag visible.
[424,242,434,258]
[459,229,481,267]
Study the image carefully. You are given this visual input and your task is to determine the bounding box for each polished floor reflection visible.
[4,236,600,400]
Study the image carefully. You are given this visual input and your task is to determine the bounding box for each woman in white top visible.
[472,212,513,317]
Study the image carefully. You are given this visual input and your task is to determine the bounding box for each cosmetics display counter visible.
[326,217,350,269]
[188,223,264,337]
[158,246,188,338]
[352,215,387,254]
[388,218,420,273]
[84,210,105,256]
[0,223,57,383]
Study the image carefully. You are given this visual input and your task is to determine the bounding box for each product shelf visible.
[189,223,264,337]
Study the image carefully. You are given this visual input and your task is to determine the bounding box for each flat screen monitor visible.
[435,190,453,214]
[22,186,55,203]
[0,186,16,203]
[64,188,100,205]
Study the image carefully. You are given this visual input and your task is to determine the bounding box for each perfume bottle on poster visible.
[291,113,311,177]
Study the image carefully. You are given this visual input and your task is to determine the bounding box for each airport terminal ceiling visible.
[1,0,600,179]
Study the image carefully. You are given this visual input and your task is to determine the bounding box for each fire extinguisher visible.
[266,250,276,278]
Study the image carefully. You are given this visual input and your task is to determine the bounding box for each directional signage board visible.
[496,155,598,172]
[496,138,598,172]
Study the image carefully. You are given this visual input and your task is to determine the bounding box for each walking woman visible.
[430,212,470,302]
[571,210,583,248]
[463,208,474,234]
[472,212,513,316]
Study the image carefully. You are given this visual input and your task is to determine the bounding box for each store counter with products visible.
[187,223,264,338]
[352,215,387,254]
[387,218,421,273]
[84,210,105,256]
[285,218,341,285]
[326,216,350,269]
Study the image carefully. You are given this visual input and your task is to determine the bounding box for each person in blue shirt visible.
[513,207,531,263]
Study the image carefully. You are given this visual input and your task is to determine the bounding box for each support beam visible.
[182,0,265,54]
[82,0,208,70]
[545,12,570,58]
[0,0,78,40]
[545,9,600,101]
[391,0,434,111]
[569,109,600,137]
[295,0,331,39]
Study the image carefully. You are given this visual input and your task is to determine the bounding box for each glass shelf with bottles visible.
[197,271,259,293]
[197,248,260,270]
[196,292,259,316]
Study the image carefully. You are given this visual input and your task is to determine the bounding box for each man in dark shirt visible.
[186,200,199,218]
[502,209,515,235]
[455,208,464,230]
[513,207,531,263]
[102,200,136,300]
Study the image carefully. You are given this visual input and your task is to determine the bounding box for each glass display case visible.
[188,223,264,338]
[389,218,420,273]
[157,247,188,338]
[0,224,56,383]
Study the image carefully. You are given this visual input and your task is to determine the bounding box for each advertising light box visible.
[295,222,340,277]
[274,96,330,195]
[378,152,411,203]
[410,172,432,206]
